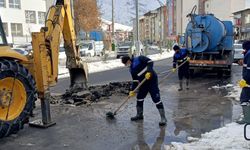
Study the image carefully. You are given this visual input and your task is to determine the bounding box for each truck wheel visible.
[0,59,36,138]
[224,70,231,77]
[217,70,223,78]
[225,65,232,77]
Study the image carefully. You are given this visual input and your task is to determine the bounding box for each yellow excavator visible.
[0,0,88,138]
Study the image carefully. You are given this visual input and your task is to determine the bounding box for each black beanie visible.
[121,56,131,64]
[242,40,250,51]
[173,45,180,51]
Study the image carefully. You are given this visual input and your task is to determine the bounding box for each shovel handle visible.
[113,78,147,115]
[159,59,189,85]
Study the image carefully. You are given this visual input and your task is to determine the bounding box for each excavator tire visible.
[0,59,36,138]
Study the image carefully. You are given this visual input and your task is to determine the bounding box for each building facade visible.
[0,0,46,44]
[134,0,247,48]
[233,8,250,40]
[138,6,166,45]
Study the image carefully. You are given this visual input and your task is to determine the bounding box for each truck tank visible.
[185,14,233,53]
[184,6,234,76]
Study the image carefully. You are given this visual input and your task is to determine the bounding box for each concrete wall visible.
[0,0,46,44]
[182,0,199,34]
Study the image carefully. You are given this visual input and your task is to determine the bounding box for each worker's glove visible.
[145,72,152,80]
[172,68,176,72]
[186,57,191,61]
[239,79,249,88]
[129,91,136,97]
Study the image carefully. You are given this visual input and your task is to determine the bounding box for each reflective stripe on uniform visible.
[147,60,153,63]
[243,64,247,67]
[137,67,147,76]
[137,99,144,102]
[155,100,162,105]
[247,67,250,70]
[177,56,188,63]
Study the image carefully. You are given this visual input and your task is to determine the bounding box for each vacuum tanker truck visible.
[184,6,234,76]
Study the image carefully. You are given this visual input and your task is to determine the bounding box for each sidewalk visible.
[58,51,174,79]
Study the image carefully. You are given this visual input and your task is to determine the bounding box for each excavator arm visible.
[0,0,89,137]
[30,0,88,97]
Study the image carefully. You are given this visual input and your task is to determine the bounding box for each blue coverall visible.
[240,50,250,103]
[173,48,190,80]
[130,56,163,109]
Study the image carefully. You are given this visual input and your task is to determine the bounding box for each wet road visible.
[0,62,243,150]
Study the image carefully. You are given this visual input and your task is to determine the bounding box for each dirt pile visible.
[50,81,131,105]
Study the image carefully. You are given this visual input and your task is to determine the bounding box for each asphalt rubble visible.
[50,81,131,106]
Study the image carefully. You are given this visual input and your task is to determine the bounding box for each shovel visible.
[106,78,147,119]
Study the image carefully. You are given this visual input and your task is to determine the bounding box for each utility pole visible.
[112,0,114,39]
[135,0,140,56]
[111,0,115,51]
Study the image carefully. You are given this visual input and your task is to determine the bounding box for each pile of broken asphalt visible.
[50,81,131,106]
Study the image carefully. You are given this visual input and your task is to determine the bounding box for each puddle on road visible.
[112,72,241,149]
[43,67,242,150]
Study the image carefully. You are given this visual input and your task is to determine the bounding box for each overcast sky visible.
[99,0,161,25]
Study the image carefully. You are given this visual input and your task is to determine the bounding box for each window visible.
[2,23,8,36]
[9,0,21,9]
[38,12,46,24]
[25,10,36,24]
[245,14,250,24]
[11,23,23,36]
[0,0,6,8]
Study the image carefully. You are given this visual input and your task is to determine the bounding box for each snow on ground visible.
[165,123,250,150]
[58,50,174,79]
[165,84,250,150]
[225,85,242,102]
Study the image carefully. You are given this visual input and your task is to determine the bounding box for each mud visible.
[50,81,131,106]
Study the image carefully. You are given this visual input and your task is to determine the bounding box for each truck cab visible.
[79,40,104,57]
[79,41,95,57]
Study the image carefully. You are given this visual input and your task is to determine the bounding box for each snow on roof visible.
[101,18,133,32]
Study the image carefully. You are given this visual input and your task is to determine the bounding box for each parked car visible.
[233,43,244,63]
[12,48,28,55]
[116,42,132,58]
[78,40,104,57]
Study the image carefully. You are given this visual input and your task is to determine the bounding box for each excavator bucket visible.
[69,61,89,92]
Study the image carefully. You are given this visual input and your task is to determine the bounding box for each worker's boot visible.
[158,108,167,126]
[236,113,246,124]
[186,79,189,90]
[131,106,143,121]
[178,80,183,91]
[237,104,250,124]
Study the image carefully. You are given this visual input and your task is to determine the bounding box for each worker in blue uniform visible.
[237,40,250,124]
[121,55,167,126]
[172,45,190,91]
